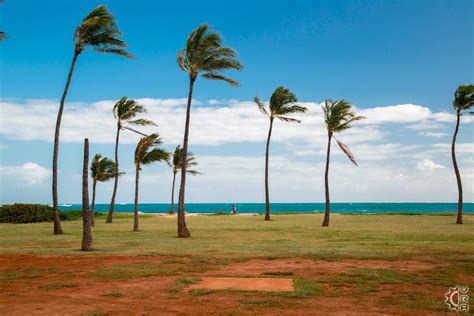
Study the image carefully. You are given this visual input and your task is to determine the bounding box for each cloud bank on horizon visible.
[0,97,473,204]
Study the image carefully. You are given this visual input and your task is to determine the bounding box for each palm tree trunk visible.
[264,118,274,221]
[170,172,176,215]
[133,165,140,232]
[106,124,121,223]
[52,51,79,235]
[322,132,332,227]
[81,138,93,251]
[451,112,463,224]
[90,180,96,227]
[177,77,195,238]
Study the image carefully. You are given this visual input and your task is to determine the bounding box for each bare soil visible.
[187,277,294,291]
[0,254,457,315]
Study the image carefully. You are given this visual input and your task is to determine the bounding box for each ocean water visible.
[58,203,474,214]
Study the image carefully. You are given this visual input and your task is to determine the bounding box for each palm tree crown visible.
[177,23,243,85]
[135,134,170,168]
[323,100,365,165]
[91,154,119,183]
[254,86,307,122]
[74,5,133,57]
[113,97,156,132]
[453,85,474,113]
[172,145,200,175]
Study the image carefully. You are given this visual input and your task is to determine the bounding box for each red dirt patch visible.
[0,254,456,315]
[187,277,294,291]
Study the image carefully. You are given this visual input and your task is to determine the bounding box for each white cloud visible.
[3,98,468,148]
[358,104,432,124]
[0,162,51,185]
[431,143,474,154]
[416,159,445,171]
[418,131,448,138]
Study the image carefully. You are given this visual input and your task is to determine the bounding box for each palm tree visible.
[176,23,243,237]
[52,5,132,234]
[254,87,307,221]
[90,154,119,226]
[81,138,93,251]
[451,84,474,225]
[322,100,365,227]
[106,97,155,223]
[133,133,170,232]
[170,145,201,215]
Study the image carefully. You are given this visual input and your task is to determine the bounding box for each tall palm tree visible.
[322,100,365,227]
[52,5,132,234]
[90,154,119,226]
[170,145,201,215]
[451,84,474,225]
[133,133,170,232]
[254,87,307,221]
[106,97,155,223]
[81,138,93,251]
[176,23,243,237]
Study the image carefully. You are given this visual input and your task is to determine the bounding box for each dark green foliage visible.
[0,204,56,223]
[0,204,104,223]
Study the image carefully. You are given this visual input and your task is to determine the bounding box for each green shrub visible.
[0,204,55,223]
[0,204,103,223]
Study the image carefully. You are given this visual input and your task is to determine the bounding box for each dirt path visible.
[0,254,460,315]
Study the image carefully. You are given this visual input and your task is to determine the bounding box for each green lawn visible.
[0,213,473,261]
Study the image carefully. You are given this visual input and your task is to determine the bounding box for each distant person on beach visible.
[231,204,237,214]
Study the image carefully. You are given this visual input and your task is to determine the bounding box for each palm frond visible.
[202,72,240,86]
[276,116,301,123]
[178,23,243,83]
[335,138,358,166]
[127,118,156,126]
[186,170,203,176]
[141,148,170,166]
[323,99,364,133]
[74,5,132,58]
[253,96,269,117]
[135,133,169,167]
[90,153,120,182]
[453,84,474,112]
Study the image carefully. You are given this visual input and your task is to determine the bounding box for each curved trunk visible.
[264,118,274,221]
[133,165,140,232]
[170,172,177,215]
[322,132,332,227]
[52,51,79,235]
[90,180,96,227]
[81,138,93,251]
[451,112,463,224]
[106,124,121,223]
[177,77,195,238]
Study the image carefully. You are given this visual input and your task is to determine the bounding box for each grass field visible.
[0,214,473,314]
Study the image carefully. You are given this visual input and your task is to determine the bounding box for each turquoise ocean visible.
[58,203,474,214]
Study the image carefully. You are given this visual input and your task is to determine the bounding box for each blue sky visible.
[0,0,473,204]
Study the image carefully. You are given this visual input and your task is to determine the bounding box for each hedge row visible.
[0,204,103,224]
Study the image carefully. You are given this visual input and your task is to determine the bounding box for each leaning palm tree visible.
[451,84,474,225]
[52,5,132,234]
[90,154,119,226]
[322,100,365,227]
[254,87,307,221]
[170,145,201,215]
[133,133,170,232]
[106,97,155,223]
[176,23,243,237]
